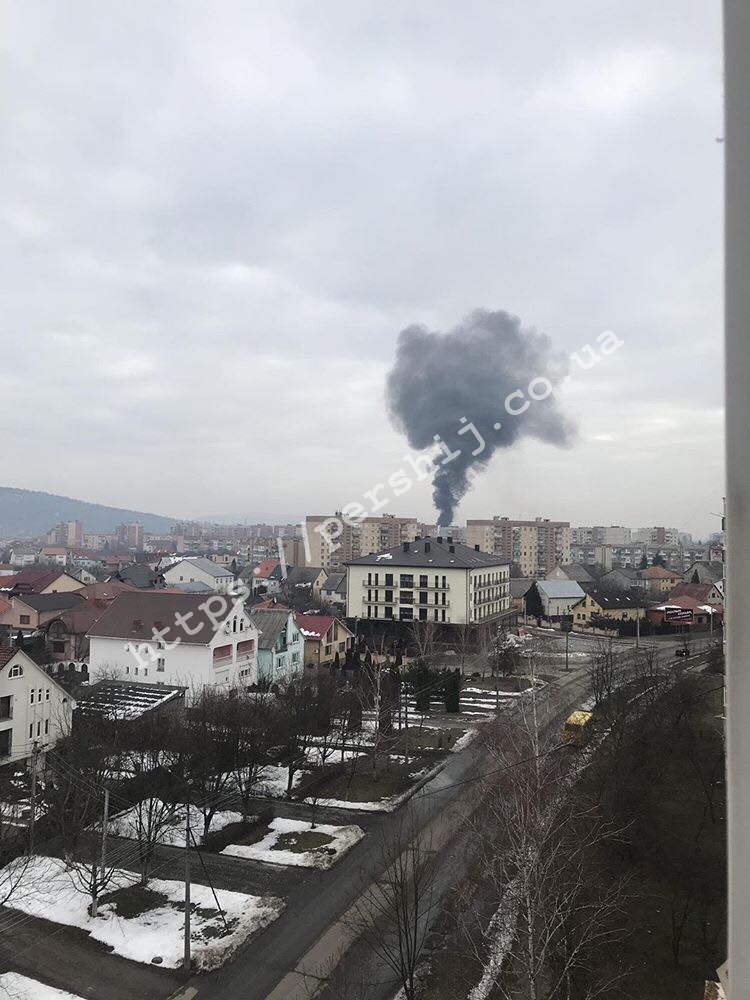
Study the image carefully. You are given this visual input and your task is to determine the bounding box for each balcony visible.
[363,596,450,608]
[362,581,450,591]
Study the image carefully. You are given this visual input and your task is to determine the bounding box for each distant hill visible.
[0,487,177,539]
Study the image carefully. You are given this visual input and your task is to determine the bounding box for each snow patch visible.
[221,817,364,869]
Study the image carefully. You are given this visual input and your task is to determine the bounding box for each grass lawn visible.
[272,830,335,853]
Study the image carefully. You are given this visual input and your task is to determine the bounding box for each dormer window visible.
[8,665,23,678]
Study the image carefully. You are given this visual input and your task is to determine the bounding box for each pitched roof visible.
[12,592,86,613]
[286,566,324,586]
[294,613,351,642]
[75,581,136,602]
[322,571,346,594]
[509,578,535,599]
[253,597,291,610]
[669,582,723,602]
[249,609,293,649]
[581,589,645,610]
[166,557,233,579]
[639,566,681,579]
[535,580,586,600]
[0,646,16,669]
[87,591,248,645]
[254,559,283,580]
[550,564,594,583]
[601,566,640,580]
[347,537,507,569]
[652,595,723,614]
[115,563,163,588]
[0,568,77,594]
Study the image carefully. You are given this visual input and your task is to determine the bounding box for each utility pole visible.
[91,788,109,919]
[184,802,191,973]
[28,742,39,854]
[565,627,570,672]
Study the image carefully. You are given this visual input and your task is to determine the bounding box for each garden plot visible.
[222,817,364,869]
[108,801,246,847]
[0,973,88,1000]
[3,855,283,970]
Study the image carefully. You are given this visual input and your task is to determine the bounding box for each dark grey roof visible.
[552,563,594,583]
[322,571,346,595]
[286,566,324,586]
[116,564,163,588]
[347,538,507,570]
[509,578,535,599]
[88,591,249,645]
[601,567,640,580]
[248,609,292,650]
[581,589,645,610]
[14,593,86,612]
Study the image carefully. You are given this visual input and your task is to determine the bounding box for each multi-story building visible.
[304,514,360,570]
[346,536,511,626]
[87,591,260,689]
[161,557,234,594]
[0,647,75,765]
[47,521,84,548]
[571,525,631,546]
[116,522,144,550]
[466,516,570,578]
[359,515,419,556]
[633,526,680,546]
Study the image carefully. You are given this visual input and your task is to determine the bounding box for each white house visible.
[162,557,234,594]
[87,591,260,690]
[527,579,586,618]
[346,537,511,626]
[248,609,304,685]
[0,647,75,765]
[9,548,38,568]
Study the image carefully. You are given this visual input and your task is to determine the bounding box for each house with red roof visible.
[294,613,354,667]
[638,565,684,598]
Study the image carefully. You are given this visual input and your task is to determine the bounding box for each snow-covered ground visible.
[108,802,245,848]
[3,855,283,970]
[254,764,303,798]
[222,817,364,869]
[0,973,86,1000]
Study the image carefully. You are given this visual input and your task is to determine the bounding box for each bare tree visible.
[348,810,438,1000]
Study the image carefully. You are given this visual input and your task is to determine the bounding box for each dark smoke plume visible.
[385,309,576,525]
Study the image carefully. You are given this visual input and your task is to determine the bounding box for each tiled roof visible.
[88,591,248,645]
[639,566,680,579]
[293,613,348,641]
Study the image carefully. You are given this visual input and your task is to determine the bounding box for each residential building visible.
[285,566,327,599]
[161,557,234,594]
[358,515,419,556]
[597,567,644,592]
[116,523,144,550]
[684,560,725,585]
[669,582,725,606]
[509,578,535,616]
[466,516,571,578]
[320,571,347,613]
[634,526,680,546]
[546,564,596,589]
[638,565,684,598]
[646,597,723,630]
[47,521,84,548]
[0,593,86,636]
[304,514,360,569]
[571,590,646,626]
[346,536,511,626]
[111,563,164,589]
[0,568,84,595]
[249,608,303,683]
[0,647,75,765]
[295,614,354,667]
[250,559,285,595]
[38,546,69,567]
[571,525,631,545]
[525,580,586,619]
[87,591,260,689]
[9,547,38,568]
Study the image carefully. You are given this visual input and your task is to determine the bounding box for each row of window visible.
[365,606,448,622]
[28,719,50,739]
[366,573,449,589]
[365,590,448,605]
[29,688,51,705]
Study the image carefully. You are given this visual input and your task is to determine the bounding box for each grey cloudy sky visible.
[0,1,723,534]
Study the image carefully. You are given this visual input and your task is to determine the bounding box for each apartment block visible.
[466,516,571,578]
[571,525,631,545]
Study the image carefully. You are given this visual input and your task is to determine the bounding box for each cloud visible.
[0,0,724,532]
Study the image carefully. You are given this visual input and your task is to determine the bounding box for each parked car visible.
[675,647,691,658]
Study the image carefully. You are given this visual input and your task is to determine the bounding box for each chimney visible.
[474,544,480,551]
[402,541,410,552]
[425,542,431,553]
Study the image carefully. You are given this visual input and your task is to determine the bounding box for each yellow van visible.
[562,710,595,747]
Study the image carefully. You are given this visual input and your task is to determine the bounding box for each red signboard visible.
[664,607,694,624]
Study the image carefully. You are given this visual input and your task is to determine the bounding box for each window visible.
[399,607,413,620]
[419,574,428,588]
[44,719,49,736]
[419,591,428,604]
[400,574,413,588]
[19,615,30,625]
[8,665,22,678]
[45,689,50,701]
[38,689,42,700]
[385,607,393,619]
[385,589,393,602]
[419,608,428,621]
[29,724,33,739]
[36,721,41,737]
[29,690,34,705]
[157,658,165,672]
[399,591,413,604]
[385,573,393,586]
